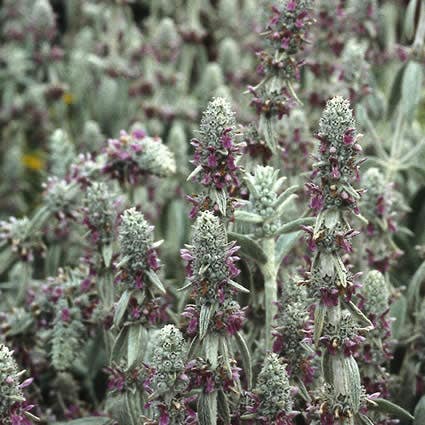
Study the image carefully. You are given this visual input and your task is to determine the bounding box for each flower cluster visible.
[307,96,363,214]
[50,300,85,371]
[48,129,76,179]
[146,325,188,396]
[0,344,34,424]
[245,353,296,424]
[83,182,117,246]
[273,282,315,383]
[244,165,283,238]
[117,208,161,290]
[181,211,246,337]
[361,167,402,272]
[103,130,176,184]
[189,98,242,217]
[0,216,43,263]
[320,310,365,356]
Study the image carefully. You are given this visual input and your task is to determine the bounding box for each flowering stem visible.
[260,238,278,350]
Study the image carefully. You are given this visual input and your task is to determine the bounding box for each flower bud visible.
[361,270,389,316]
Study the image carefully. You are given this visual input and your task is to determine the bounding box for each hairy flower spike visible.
[190,97,242,201]
[51,301,85,371]
[149,325,188,395]
[119,208,156,274]
[247,353,295,424]
[84,182,116,245]
[104,130,176,184]
[361,270,389,317]
[0,344,25,417]
[49,129,76,179]
[181,211,245,336]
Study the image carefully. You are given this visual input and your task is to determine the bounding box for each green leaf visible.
[145,270,166,294]
[198,392,218,425]
[344,301,373,329]
[276,217,315,236]
[387,64,406,118]
[235,331,252,388]
[314,304,326,346]
[234,210,264,224]
[390,294,407,340]
[404,0,419,40]
[358,414,376,425]
[113,290,131,327]
[102,244,113,268]
[401,61,424,121]
[414,395,425,424]
[127,325,144,368]
[275,231,302,265]
[110,326,128,363]
[228,279,250,294]
[407,260,425,313]
[370,398,414,421]
[217,390,231,424]
[199,304,212,340]
[228,232,267,265]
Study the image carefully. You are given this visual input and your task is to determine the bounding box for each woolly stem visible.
[261,238,278,350]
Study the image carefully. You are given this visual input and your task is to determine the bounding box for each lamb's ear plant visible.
[180,210,251,425]
[303,96,412,424]
[234,165,313,349]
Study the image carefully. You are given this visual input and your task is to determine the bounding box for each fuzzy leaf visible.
[145,270,166,294]
[113,290,132,327]
[235,331,252,388]
[276,217,315,235]
[370,398,414,421]
[404,0,419,39]
[358,414,376,425]
[401,61,424,121]
[390,295,407,340]
[414,395,425,425]
[102,244,113,268]
[407,260,425,313]
[387,64,406,118]
[228,279,250,293]
[314,304,326,346]
[217,390,231,424]
[228,232,267,264]
[199,304,212,341]
[345,301,373,329]
[110,326,128,363]
[127,325,144,368]
[198,392,218,425]
[275,231,302,265]
[234,210,264,224]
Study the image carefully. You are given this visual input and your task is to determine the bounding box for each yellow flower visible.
[62,92,74,105]
[21,153,44,171]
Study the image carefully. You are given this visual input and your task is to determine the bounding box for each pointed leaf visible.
[228,232,267,265]
[113,290,131,327]
[404,0,419,39]
[314,304,326,346]
[127,325,144,368]
[199,304,212,340]
[234,210,264,224]
[217,390,231,424]
[370,398,414,421]
[235,331,252,388]
[276,217,315,235]
[146,270,166,294]
[228,279,250,294]
[102,244,113,268]
[414,395,425,425]
[345,301,373,329]
[275,231,302,265]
